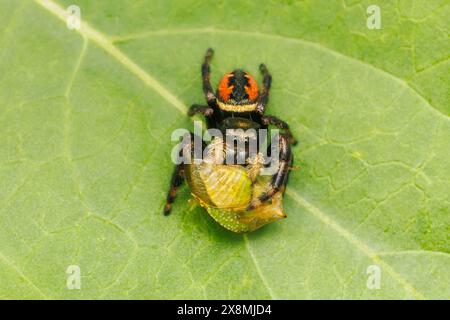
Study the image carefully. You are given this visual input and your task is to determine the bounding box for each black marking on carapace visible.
[227,69,250,103]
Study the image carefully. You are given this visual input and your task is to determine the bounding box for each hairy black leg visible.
[164,132,204,215]
[188,104,216,128]
[247,134,293,211]
[261,115,297,146]
[202,48,216,107]
[163,164,184,215]
[188,104,214,117]
[256,63,272,114]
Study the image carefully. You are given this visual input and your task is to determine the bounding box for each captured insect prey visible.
[164,48,297,233]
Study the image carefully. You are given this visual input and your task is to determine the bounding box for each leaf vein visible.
[33,0,187,113]
[111,27,448,119]
[0,251,49,299]
[244,235,277,299]
[286,189,427,300]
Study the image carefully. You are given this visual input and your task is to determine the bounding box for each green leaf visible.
[0,0,448,299]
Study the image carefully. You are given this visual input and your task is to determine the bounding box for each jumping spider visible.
[164,48,296,215]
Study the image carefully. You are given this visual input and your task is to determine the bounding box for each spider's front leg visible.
[247,133,293,211]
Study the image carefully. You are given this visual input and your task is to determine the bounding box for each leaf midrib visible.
[32,0,428,299]
[110,29,449,120]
